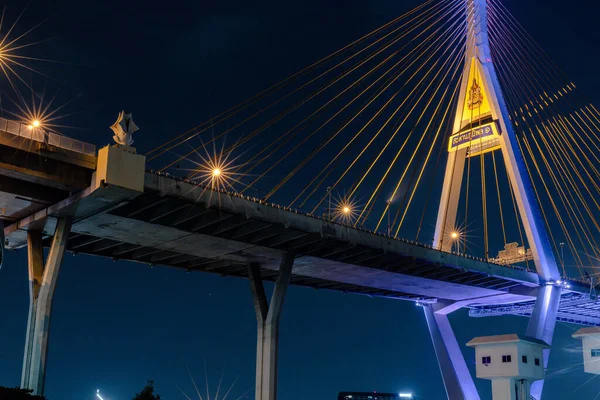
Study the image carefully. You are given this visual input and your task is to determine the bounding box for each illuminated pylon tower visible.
[426,0,562,399]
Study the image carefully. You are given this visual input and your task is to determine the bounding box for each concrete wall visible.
[474,342,544,380]
[516,342,544,380]
[475,343,520,379]
[93,145,145,192]
[582,335,600,374]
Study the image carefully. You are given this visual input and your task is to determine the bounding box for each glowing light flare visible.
[0,6,57,100]
[27,119,40,130]
[444,224,471,254]
[183,139,253,195]
[9,85,77,138]
[331,195,360,224]
[96,389,104,400]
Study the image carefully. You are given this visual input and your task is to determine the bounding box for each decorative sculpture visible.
[110,111,139,146]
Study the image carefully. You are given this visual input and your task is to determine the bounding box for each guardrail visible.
[0,117,96,156]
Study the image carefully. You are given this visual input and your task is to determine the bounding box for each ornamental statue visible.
[110,110,139,146]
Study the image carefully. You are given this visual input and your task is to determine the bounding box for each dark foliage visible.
[0,386,47,399]
[132,381,161,400]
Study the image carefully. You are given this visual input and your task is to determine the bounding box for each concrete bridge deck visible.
[0,128,595,318]
[3,168,592,306]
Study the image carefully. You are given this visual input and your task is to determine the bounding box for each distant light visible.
[566,284,571,289]
[27,125,33,130]
[556,280,562,284]
[212,168,221,177]
[451,231,459,239]
[399,394,413,399]
[343,206,351,214]
[32,119,40,127]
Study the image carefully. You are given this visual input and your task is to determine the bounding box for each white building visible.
[572,326,600,374]
[466,334,549,400]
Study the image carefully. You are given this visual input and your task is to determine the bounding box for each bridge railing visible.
[0,117,96,156]
[147,170,559,277]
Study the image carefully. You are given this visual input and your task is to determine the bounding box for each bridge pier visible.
[21,217,73,395]
[248,253,294,400]
[423,303,480,400]
[527,285,561,400]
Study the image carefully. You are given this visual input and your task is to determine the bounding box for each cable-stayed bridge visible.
[2,0,600,399]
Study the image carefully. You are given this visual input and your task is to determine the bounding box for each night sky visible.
[1,0,600,399]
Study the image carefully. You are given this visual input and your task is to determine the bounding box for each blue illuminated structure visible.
[430,0,561,399]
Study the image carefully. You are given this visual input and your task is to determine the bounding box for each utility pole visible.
[386,199,392,236]
[327,187,332,222]
[559,242,565,271]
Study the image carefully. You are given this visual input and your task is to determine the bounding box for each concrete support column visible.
[248,253,294,400]
[1,219,5,268]
[491,379,530,400]
[21,217,73,395]
[526,285,561,400]
[424,304,480,400]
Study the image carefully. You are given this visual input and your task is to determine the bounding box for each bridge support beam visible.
[526,285,561,400]
[21,217,73,395]
[248,253,294,400]
[424,303,480,400]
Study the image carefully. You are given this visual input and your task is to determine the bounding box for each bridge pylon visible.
[248,253,294,400]
[21,217,73,395]
[431,0,562,399]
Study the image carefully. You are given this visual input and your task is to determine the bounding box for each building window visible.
[591,349,600,357]
[522,355,528,364]
[482,356,491,365]
[502,355,512,363]
[535,358,540,366]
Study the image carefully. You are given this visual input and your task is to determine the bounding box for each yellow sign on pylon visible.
[448,121,501,156]
[460,58,493,128]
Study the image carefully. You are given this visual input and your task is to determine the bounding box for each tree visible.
[0,386,47,399]
[133,381,161,400]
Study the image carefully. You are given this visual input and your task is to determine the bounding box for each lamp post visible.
[28,120,47,145]
[386,199,392,236]
[559,242,565,271]
[327,187,332,221]
[451,231,459,253]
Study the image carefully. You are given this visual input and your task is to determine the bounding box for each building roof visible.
[338,393,399,400]
[572,326,600,338]
[466,334,550,348]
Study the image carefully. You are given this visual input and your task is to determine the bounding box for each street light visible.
[559,242,565,270]
[326,187,332,221]
[386,199,392,236]
[450,231,460,253]
[27,119,41,130]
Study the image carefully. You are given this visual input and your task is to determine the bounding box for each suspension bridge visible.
[1,0,600,399]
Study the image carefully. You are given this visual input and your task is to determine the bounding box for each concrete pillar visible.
[526,285,561,400]
[21,217,73,395]
[0,219,5,268]
[248,253,294,400]
[491,379,531,400]
[424,304,480,400]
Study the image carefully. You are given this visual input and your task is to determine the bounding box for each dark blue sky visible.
[1,0,600,399]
